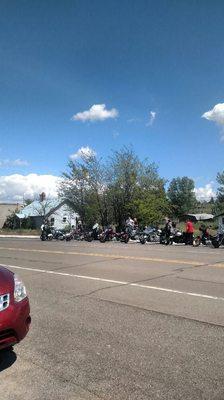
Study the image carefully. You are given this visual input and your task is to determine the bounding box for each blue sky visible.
[0,0,224,201]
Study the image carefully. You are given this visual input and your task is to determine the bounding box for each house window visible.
[63,217,67,223]
[50,218,55,226]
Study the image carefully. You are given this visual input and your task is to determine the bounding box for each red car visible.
[0,266,31,351]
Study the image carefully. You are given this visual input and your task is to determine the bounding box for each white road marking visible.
[2,263,224,302]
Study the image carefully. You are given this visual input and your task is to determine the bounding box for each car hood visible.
[0,266,14,294]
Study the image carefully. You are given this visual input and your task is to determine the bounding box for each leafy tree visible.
[107,147,167,228]
[60,146,169,229]
[24,198,33,206]
[59,152,109,228]
[133,193,170,227]
[167,177,197,218]
[217,171,224,206]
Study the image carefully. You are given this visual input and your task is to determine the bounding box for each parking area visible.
[1,238,224,399]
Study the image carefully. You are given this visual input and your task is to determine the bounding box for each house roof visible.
[16,199,64,219]
[185,213,214,221]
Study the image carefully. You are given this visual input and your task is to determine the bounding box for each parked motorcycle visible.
[193,235,213,247]
[99,228,115,243]
[71,228,85,241]
[83,231,94,242]
[65,231,74,241]
[40,224,53,241]
[211,234,224,248]
[40,231,53,241]
[160,229,185,245]
[169,230,186,245]
[52,229,65,240]
[127,227,141,241]
[116,231,130,243]
[139,227,161,244]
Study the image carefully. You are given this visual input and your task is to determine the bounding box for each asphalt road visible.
[1,238,224,400]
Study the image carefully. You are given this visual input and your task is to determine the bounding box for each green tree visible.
[133,193,170,226]
[213,171,224,214]
[107,147,167,228]
[217,171,224,202]
[59,152,109,228]
[167,177,197,218]
[60,146,169,229]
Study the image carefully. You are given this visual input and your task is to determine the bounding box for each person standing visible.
[164,219,172,244]
[125,216,134,234]
[185,219,194,245]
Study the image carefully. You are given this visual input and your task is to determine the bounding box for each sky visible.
[0,0,224,202]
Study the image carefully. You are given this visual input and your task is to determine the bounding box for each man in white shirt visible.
[125,216,134,235]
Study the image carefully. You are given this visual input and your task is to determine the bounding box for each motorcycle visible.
[40,224,53,241]
[139,227,161,244]
[211,234,224,248]
[193,234,213,247]
[116,231,130,243]
[99,227,129,243]
[160,229,185,245]
[52,229,65,240]
[40,231,53,241]
[99,228,115,243]
[71,228,85,241]
[127,227,141,241]
[65,231,74,241]
[83,231,94,242]
[169,230,186,245]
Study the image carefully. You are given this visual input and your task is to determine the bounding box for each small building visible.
[0,203,21,229]
[184,213,214,222]
[16,199,79,230]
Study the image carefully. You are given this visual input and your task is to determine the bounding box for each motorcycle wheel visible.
[85,236,93,242]
[140,237,146,244]
[193,238,200,247]
[212,240,220,248]
[124,235,129,243]
[100,236,106,243]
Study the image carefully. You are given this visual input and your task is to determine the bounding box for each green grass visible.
[0,229,40,235]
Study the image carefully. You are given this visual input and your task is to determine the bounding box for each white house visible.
[16,199,79,230]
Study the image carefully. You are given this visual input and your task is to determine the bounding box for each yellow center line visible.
[0,246,204,266]
[210,263,224,268]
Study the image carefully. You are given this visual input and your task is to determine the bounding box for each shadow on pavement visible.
[0,349,17,372]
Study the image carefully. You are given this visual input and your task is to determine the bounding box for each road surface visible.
[1,238,224,399]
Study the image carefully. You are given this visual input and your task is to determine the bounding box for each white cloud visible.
[194,183,216,202]
[127,118,141,123]
[146,111,156,126]
[71,104,118,122]
[202,103,224,140]
[202,103,224,125]
[70,146,96,161]
[0,159,29,167]
[0,174,61,202]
